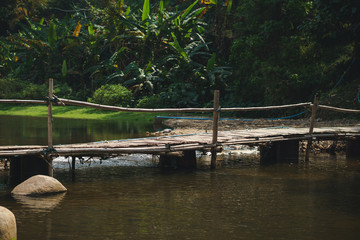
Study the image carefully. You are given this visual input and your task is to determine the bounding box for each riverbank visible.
[0,104,157,120]
[161,117,360,135]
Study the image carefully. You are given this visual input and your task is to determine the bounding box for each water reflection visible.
[0,115,153,145]
[12,192,66,213]
[0,154,360,240]
[1,114,360,239]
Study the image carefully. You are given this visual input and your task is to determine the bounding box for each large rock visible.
[11,175,67,196]
[0,206,17,240]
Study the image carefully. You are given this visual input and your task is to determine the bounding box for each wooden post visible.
[72,156,76,181]
[47,78,54,176]
[305,94,319,161]
[211,90,220,169]
[48,78,53,148]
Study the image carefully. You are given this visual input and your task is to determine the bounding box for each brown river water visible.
[1,115,360,240]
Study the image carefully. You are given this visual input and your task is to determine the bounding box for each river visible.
[1,115,360,239]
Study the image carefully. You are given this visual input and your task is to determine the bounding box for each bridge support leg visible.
[153,116,163,131]
[9,155,50,186]
[260,140,299,164]
[346,138,360,158]
[159,150,197,169]
[180,150,197,168]
[71,156,76,181]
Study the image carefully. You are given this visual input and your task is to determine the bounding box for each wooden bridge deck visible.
[1,126,359,158]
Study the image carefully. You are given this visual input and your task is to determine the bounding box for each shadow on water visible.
[12,192,66,213]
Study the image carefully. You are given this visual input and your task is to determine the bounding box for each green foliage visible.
[230,0,324,105]
[48,20,57,49]
[0,0,16,35]
[0,77,47,99]
[142,0,150,21]
[89,84,133,107]
[54,82,72,98]
[0,0,358,111]
[136,93,169,108]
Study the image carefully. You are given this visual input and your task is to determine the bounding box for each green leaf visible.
[142,0,150,21]
[110,47,127,63]
[62,60,67,77]
[48,20,57,49]
[174,16,180,26]
[181,0,199,21]
[227,0,232,13]
[126,6,131,16]
[145,61,153,74]
[88,23,95,36]
[169,32,188,59]
[159,0,164,14]
[207,53,216,72]
[183,7,206,23]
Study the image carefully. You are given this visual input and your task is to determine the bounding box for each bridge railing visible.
[1,79,359,167]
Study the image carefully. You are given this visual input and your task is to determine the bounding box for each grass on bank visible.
[0,104,159,121]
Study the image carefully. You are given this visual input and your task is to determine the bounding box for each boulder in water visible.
[11,175,67,196]
[0,206,17,240]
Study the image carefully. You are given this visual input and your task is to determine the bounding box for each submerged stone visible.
[0,206,17,240]
[11,175,67,196]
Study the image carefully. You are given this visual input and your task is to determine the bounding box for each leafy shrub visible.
[89,84,133,107]
[21,83,48,100]
[0,77,47,99]
[136,93,170,108]
[54,82,72,99]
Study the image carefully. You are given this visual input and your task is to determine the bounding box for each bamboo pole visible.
[220,102,312,112]
[57,98,312,113]
[2,98,360,114]
[48,78,53,148]
[47,78,54,176]
[305,95,319,161]
[58,98,214,113]
[318,105,360,113]
[0,99,47,104]
[211,90,220,169]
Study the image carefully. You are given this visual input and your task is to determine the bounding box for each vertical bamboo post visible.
[211,90,220,169]
[305,94,319,161]
[47,78,54,176]
[72,156,76,181]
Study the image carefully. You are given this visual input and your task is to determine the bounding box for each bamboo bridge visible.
[1,79,359,185]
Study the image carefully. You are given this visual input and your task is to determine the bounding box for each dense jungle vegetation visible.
[0,0,359,110]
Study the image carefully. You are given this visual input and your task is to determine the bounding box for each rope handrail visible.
[0,98,312,113]
[0,99,47,104]
[318,104,360,113]
[0,98,359,114]
[59,98,214,113]
[220,102,311,112]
